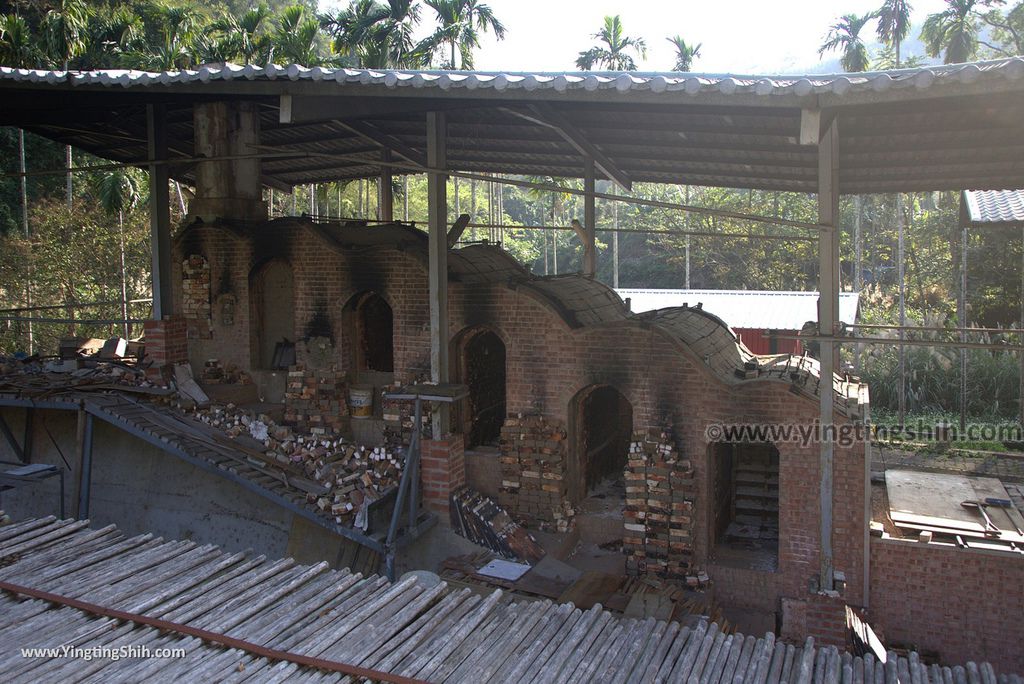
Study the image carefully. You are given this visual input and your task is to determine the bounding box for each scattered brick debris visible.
[450,486,545,564]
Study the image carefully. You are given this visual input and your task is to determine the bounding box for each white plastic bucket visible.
[349,387,373,418]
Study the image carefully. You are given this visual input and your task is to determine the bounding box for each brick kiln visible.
[169,216,870,625]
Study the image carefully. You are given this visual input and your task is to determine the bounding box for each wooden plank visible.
[557,571,626,610]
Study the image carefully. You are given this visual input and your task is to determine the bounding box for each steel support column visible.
[583,160,597,277]
[426,112,449,439]
[147,104,173,319]
[959,224,968,434]
[76,411,94,519]
[817,117,839,592]
[0,412,25,463]
[380,149,394,222]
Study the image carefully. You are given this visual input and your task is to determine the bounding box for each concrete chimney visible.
[188,101,267,223]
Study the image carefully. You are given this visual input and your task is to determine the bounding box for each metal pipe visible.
[470,222,815,242]
[0,317,147,324]
[848,322,1024,335]
[0,298,152,314]
[6,148,823,231]
[771,333,1024,352]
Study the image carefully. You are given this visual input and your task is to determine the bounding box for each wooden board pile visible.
[190,402,403,526]
[623,428,699,581]
[283,365,349,431]
[0,356,170,396]
[450,486,545,564]
[497,414,574,531]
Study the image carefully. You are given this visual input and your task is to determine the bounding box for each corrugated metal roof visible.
[3,58,1022,98]
[0,516,1015,682]
[3,59,1024,193]
[618,289,860,329]
[963,189,1024,225]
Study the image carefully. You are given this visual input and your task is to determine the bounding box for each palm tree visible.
[424,0,505,69]
[819,12,876,73]
[41,0,89,209]
[0,14,39,67]
[124,3,204,71]
[666,35,701,71]
[41,0,89,69]
[79,7,140,68]
[921,0,981,64]
[877,0,913,67]
[271,4,333,66]
[328,0,425,68]
[203,4,272,65]
[576,15,646,71]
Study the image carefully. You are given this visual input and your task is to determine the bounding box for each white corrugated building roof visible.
[617,289,860,330]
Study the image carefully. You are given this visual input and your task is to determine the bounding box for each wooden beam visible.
[147,103,173,319]
[800,109,821,146]
[817,116,840,593]
[501,104,633,191]
[427,111,449,439]
[447,214,471,248]
[333,119,427,169]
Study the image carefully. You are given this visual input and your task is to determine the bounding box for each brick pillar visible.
[144,315,188,380]
[420,434,465,516]
[781,594,850,648]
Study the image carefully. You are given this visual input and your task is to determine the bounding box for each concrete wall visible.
[869,537,1024,674]
[0,406,293,558]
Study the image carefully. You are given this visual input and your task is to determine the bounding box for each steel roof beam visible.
[501,104,633,191]
[331,119,428,169]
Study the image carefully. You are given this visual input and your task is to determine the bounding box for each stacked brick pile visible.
[200,359,252,385]
[623,428,696,580]
[191,402,401,527]
[181,255,211,319]
[497,414,572,531]
[283,365,349,432]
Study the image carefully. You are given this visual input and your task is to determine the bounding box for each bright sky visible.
[319,0,952,74]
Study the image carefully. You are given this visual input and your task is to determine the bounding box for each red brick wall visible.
[869,538,1024,673]
[172,219,868,621]
[421,435,465,515]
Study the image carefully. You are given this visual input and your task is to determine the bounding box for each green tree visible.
[921,0,984,64]
[201,4,272,64]
[877,0,912,66]
[0,13,39,67]
[424,0,505,69]
[327,0,425,68]
[96,169,145,337]
[819,12,876,72]
[666,35,701,71]
[271,4,333,65]
[979,1,1024,56]
[122,2,205,70]
[78,5,140,69]
[576,15,646,71]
